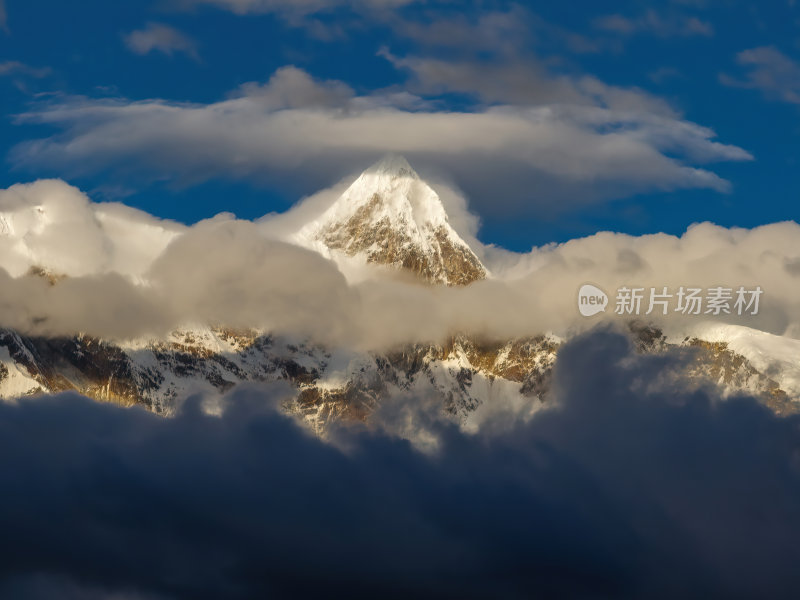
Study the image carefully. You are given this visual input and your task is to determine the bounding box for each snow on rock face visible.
[0,344,40,398]
[295,155,487,286]
[668,322,800,400]
[0,324,560,433]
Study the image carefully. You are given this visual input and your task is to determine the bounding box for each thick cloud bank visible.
[0,178,799,344]
[2,330,800,599]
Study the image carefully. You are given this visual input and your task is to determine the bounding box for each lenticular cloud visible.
[11,66,751,212]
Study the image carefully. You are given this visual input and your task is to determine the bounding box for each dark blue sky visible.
[0,0,798,251]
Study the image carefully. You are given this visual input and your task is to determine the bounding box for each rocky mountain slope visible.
[0,325,561,431]
[0,322,797,434]
[294,155,487,286]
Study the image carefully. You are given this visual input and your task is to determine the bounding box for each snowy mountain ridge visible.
[1,320,797,434]
[0,159,798,429]
[666,322,800,399]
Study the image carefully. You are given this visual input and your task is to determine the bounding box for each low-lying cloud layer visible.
[0,178,799,345]
[2,330,800,599]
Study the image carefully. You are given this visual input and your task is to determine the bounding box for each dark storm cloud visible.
[2,329,800,599]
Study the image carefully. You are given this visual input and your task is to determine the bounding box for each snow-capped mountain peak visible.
[295,155,487,286]
[366,153,419,179]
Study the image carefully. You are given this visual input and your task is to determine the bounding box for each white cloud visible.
[11,66,750,213]
[0,180,184,279]
[0,178,798,348]
[235,64,354,108]
[720,46,800,104]
[379,49,679,114]
[124,23,200,60]
[383,5,533,56]
[594,10,714,38]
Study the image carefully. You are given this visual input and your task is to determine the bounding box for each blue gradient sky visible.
[0,0,798,251]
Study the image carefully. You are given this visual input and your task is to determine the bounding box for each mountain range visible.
[1,157,798,428]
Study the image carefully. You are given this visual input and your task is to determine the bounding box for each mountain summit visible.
[296,155,487,286]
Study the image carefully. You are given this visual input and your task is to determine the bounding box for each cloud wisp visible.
[0,61,51,79]
[594,10,714,38]
[124,22,200,61]
[172,0,419,17]
[720,46,800,105]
